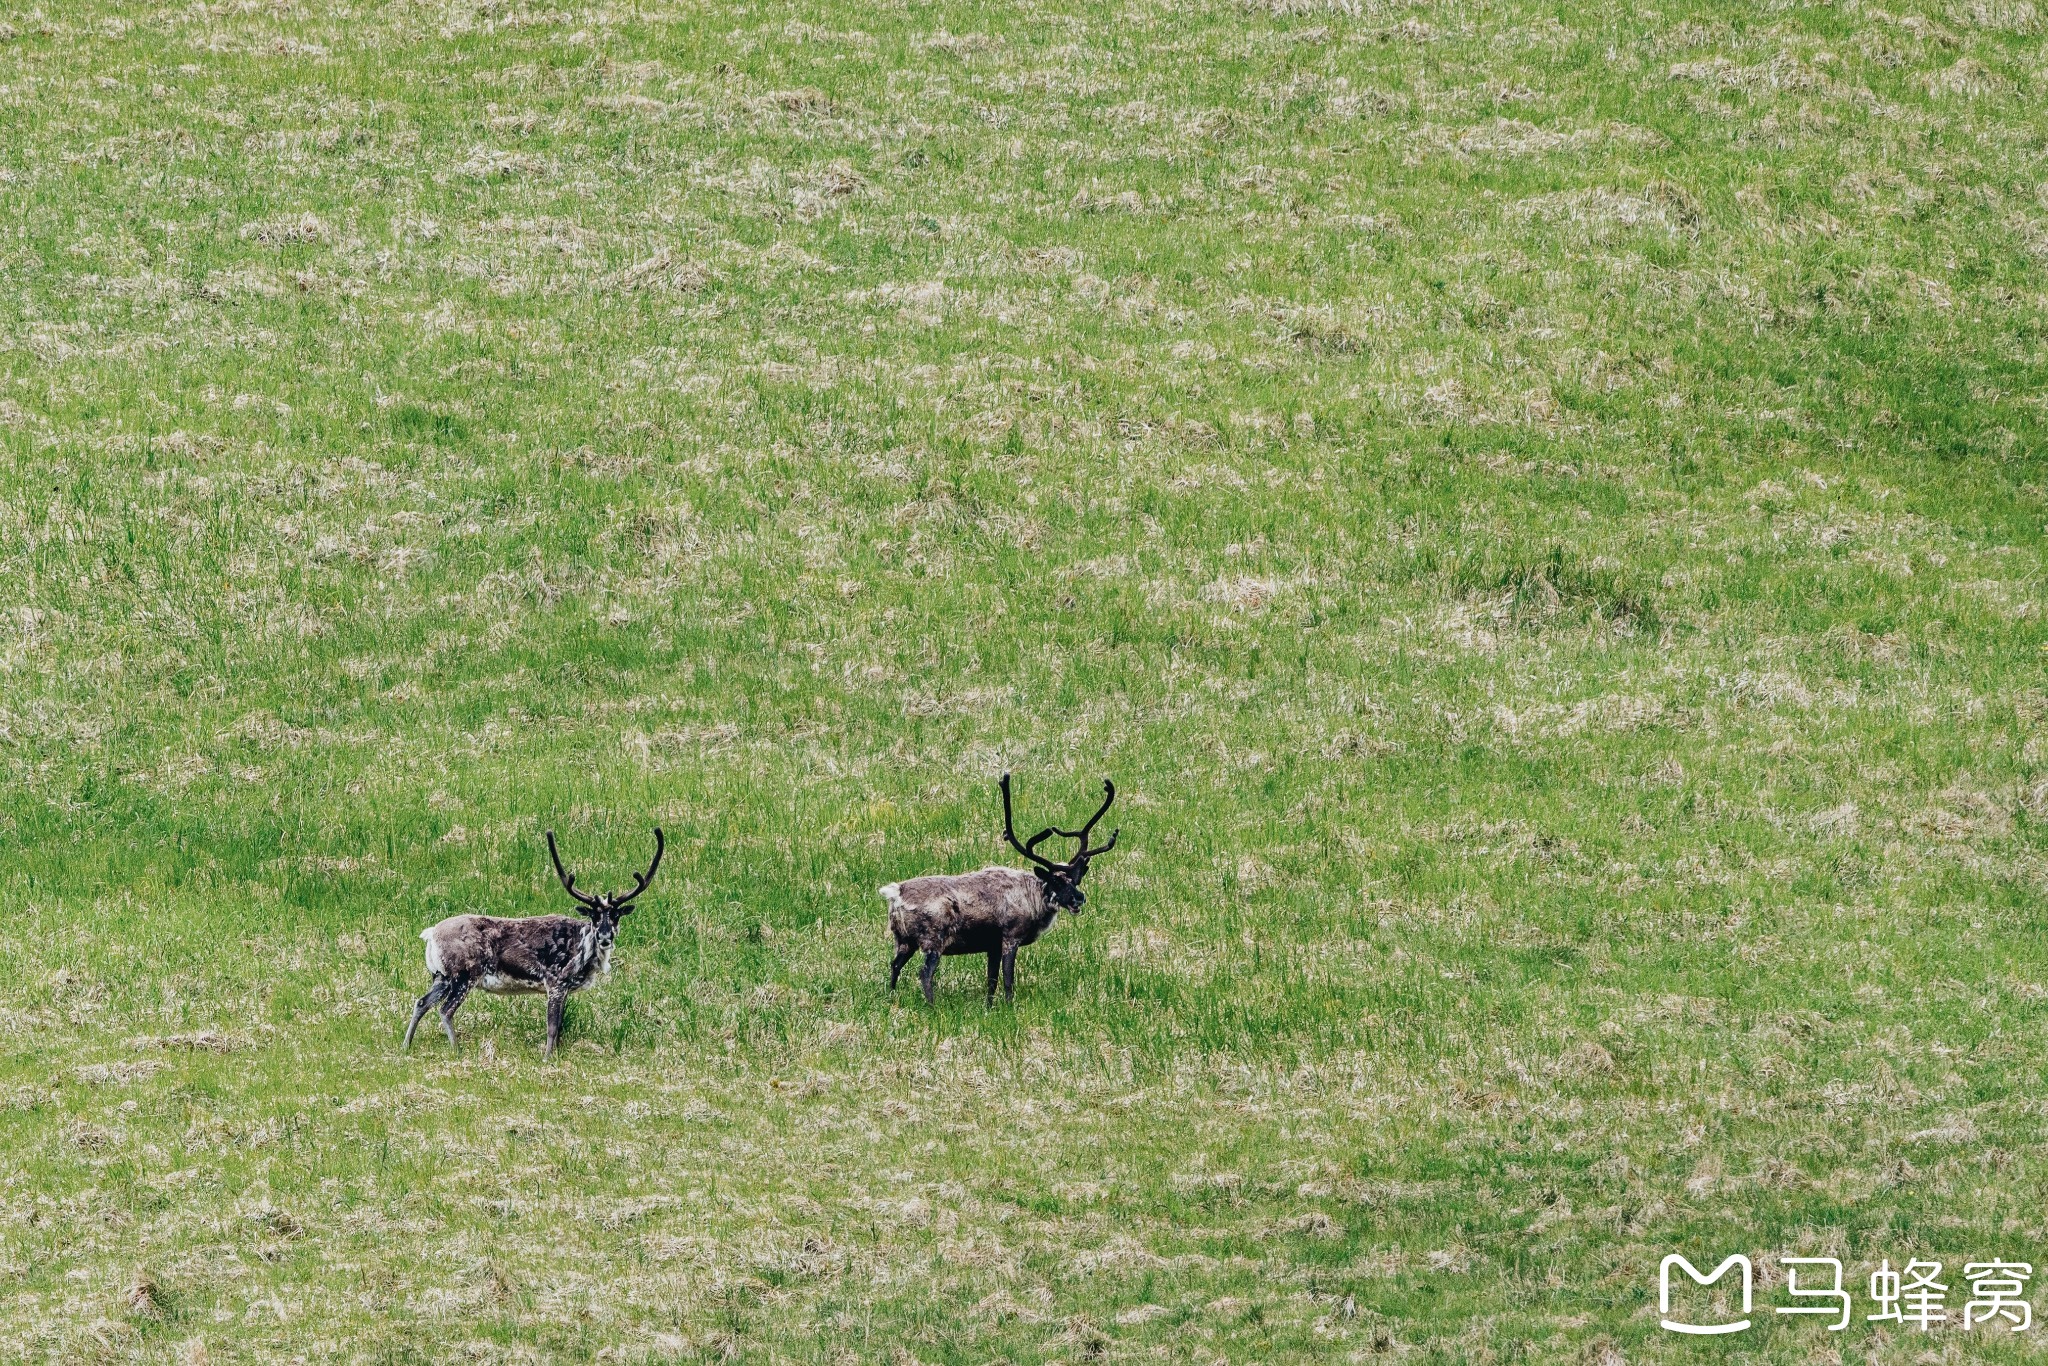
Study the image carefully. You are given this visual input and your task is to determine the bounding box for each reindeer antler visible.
[546,829,602,908]
[1000,773,1063,872]
[614,827,665,905]
[1049,779,1118,856]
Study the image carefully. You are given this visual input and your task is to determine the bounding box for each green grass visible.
[3,0,2047,1358]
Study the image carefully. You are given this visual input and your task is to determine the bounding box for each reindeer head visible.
[1001,773,1118,911]
[546,827,664,948]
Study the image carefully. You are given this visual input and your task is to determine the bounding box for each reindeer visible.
[881,774,1119,1005]
[405,828,664,1057]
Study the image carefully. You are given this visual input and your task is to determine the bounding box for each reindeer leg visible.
[985,950,1001,1007]
[919,949,941,1005]
[1001,943,1018,1004]
[403,981,445,1050]
[437,980,471,1050]
[889,943,915,991]
[544,988,568,1059]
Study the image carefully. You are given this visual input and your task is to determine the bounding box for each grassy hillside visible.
[3,0,2046,1358]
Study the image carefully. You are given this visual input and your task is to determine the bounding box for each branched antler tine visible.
[1086,827,1120,856]
[1024,826,1061,855]
[1071,779,1116,848]
[1000,773,1060,871]
[546,829,600,907]
[616,827,665,904]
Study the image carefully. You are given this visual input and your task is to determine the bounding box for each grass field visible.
[3,0,2048,1359]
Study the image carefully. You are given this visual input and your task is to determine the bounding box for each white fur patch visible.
[421,929,443,978]
[570,925,599,976]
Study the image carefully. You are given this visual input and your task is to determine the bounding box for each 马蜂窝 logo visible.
[1657,1255,2031,1335]
[1660,1255,1752,1335]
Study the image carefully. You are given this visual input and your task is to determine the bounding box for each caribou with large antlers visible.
[405,828,664,1057]
[881,774,1119,1005]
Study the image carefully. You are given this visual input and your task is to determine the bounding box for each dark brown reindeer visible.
[405,828,664,1057]
[882,774,1119,1005]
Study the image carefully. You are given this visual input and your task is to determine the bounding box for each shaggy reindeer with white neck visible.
[405,828,663,1057]
[882,774,1119,1005]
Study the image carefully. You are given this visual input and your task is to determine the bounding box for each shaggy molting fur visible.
[883,775,1119,1004]
[404,827,662,1057]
